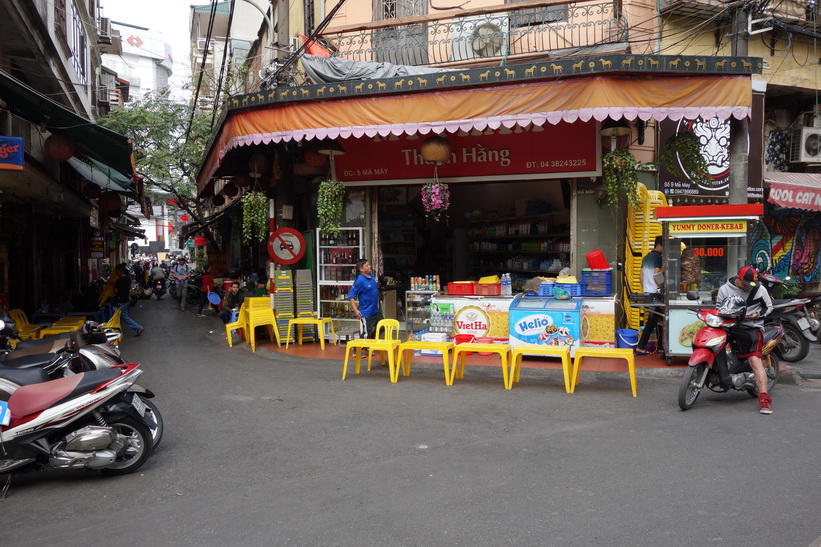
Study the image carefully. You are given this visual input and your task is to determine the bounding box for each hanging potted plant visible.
[602,149,640,210]
[656,132,710,186]
[317,179,346,238]
[421,180,450,222]
[241,190,269,244]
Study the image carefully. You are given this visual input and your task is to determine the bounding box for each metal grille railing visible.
[320,3,627,67]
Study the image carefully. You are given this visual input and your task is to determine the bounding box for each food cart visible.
[633,204,764,366]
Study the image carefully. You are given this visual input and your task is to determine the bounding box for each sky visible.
[102,0,195,90]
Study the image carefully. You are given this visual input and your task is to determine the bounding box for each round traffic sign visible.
[268,228,305,264]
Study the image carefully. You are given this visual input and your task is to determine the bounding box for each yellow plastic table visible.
[510,345,573,393]
[451,343,512,389]
[396,341,455,385]
[285,317,337,350]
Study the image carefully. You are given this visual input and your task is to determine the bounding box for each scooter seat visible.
[0,353,57,369]
[8,368,122,418]
[0,364,49,386]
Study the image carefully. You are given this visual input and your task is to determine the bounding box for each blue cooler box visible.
[508,295,583,355]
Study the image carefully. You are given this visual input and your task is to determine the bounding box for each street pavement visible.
[1,297,820,547]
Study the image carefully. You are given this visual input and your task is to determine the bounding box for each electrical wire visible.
[211,0,237,129]
[187,0,220,140]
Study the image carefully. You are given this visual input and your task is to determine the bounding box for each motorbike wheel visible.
[100,417,153,475]
[776,322,810,362]
[678,363,706,411]
[746,353,781,397]
[141,397,164,449]
[155,291,163,300]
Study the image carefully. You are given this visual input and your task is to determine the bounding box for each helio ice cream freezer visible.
[508,295,582,354]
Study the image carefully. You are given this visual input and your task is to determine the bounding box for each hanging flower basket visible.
[317,179,346,238]
[421,181,450,222]
[602,149,640,210]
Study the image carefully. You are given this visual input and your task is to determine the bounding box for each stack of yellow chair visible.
[8,310,41,340]
[624,183,668,331]
[246,306,280,352]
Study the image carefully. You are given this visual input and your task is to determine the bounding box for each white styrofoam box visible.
[420,332,449,355]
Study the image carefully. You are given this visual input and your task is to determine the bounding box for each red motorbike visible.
[678,297,783,411]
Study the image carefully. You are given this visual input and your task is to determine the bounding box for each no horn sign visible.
[268,228,305,264]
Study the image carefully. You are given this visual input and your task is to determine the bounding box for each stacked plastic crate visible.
[273,270,295,342]
[624,183,667,331]
[294,269,317,342]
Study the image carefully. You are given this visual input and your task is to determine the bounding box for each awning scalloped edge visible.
[210,105,750,180]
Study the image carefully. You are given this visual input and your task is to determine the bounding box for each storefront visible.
[197,53,763,339]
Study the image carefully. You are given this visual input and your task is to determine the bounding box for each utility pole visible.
[729,6,750,205]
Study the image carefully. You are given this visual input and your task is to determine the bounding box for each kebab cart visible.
[632,204,763,366]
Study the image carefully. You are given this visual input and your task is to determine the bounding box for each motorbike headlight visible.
[704,313,724,327]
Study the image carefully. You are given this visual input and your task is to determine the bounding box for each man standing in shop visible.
[636,235,664,355]
[348,259,382,339]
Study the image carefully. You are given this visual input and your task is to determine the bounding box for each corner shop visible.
[196,54,763,336]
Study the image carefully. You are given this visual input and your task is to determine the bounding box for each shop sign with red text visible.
[0,137,24,171]
[335,122,598,184]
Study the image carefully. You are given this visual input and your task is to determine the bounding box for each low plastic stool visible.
[286,317,337,350]
[510,345,573,393]
[396,341,455,385]
[570,347,637,397]
[451,343,511,389]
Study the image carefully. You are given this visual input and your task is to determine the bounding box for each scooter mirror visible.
[686,291,700,301]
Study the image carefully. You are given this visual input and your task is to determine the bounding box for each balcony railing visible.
[319,2,627,67]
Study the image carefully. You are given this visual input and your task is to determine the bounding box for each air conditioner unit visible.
[98,17,111,39]
[791,127,821,163]
[196,38,214,52]
[450,13,510,62]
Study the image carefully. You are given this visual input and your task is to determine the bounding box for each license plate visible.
[131,393,146,417]
[798,317,810,330]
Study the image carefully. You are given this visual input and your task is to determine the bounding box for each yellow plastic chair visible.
[342,319,401,382]
[9,309,40,340]
[245,307,280,352]
[38,325,78,339]
[224,301,248,348]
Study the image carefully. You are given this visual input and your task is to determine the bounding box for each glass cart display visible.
[316,228,364,330]
[405,290,437,335]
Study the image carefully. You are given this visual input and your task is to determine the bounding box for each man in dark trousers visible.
[348,259,382,339]
[219,281,245,324]
[114,263,144,336]
[636,235,664,355]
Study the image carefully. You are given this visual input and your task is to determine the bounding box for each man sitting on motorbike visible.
[150,263,166,292]
[716,266,774,414]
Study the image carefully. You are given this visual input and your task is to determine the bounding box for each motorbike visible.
[0,362,154,495]
[678,292,782,411]
[152,277,166,299]
[758,272,816,362]
[0,322,163,448]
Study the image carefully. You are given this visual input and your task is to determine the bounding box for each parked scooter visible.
[0,362,154,496]
[678,292,782,411]
[758,272,816,362]
[0,322,163,449]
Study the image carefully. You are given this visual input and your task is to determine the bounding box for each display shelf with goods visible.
[316,227,364,329]
[406,290,438,335]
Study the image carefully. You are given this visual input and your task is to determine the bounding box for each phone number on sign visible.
[526,159,588,168]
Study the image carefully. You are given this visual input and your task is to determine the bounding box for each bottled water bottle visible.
[501,273,512,296]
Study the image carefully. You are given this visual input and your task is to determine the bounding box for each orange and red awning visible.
[765,171,821,211]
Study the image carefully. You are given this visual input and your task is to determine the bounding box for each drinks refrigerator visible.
[316,228,364,331]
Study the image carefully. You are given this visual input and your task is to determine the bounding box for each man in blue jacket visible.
[348,259,382,338]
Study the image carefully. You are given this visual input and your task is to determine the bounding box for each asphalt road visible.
[2,297,821,547]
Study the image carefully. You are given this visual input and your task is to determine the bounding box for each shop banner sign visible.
[335,122,598,183]
[768,183,821,211]
[668,220,747,235]
[0,136,23,171]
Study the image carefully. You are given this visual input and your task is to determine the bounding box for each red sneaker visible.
[758,392,773,415]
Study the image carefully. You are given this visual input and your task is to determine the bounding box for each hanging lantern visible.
[44,133,76,161]
[82,182,102,199]
[233,174,252,188]
[303,150,327,167]
[98,190,122,213]
[223,181,239,197]
[420,135,453,163]
[248,154,270,178]
[212,194,226,206]
[180,214,189,222]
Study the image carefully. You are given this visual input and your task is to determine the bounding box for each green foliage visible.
[656,133,710,186]
[317,179,346,238]
[602,149,640,210]
[241,191,269,244]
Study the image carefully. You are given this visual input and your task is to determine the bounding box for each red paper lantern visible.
[212,194,225,206]
[303,150,327,167]
[98,190,122,213]
[233,174,252,188]
[44,133,76,161]
[223,181,239,197]
[82,182,102,199]
[248,154,270,177]
[180,214,189,222]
